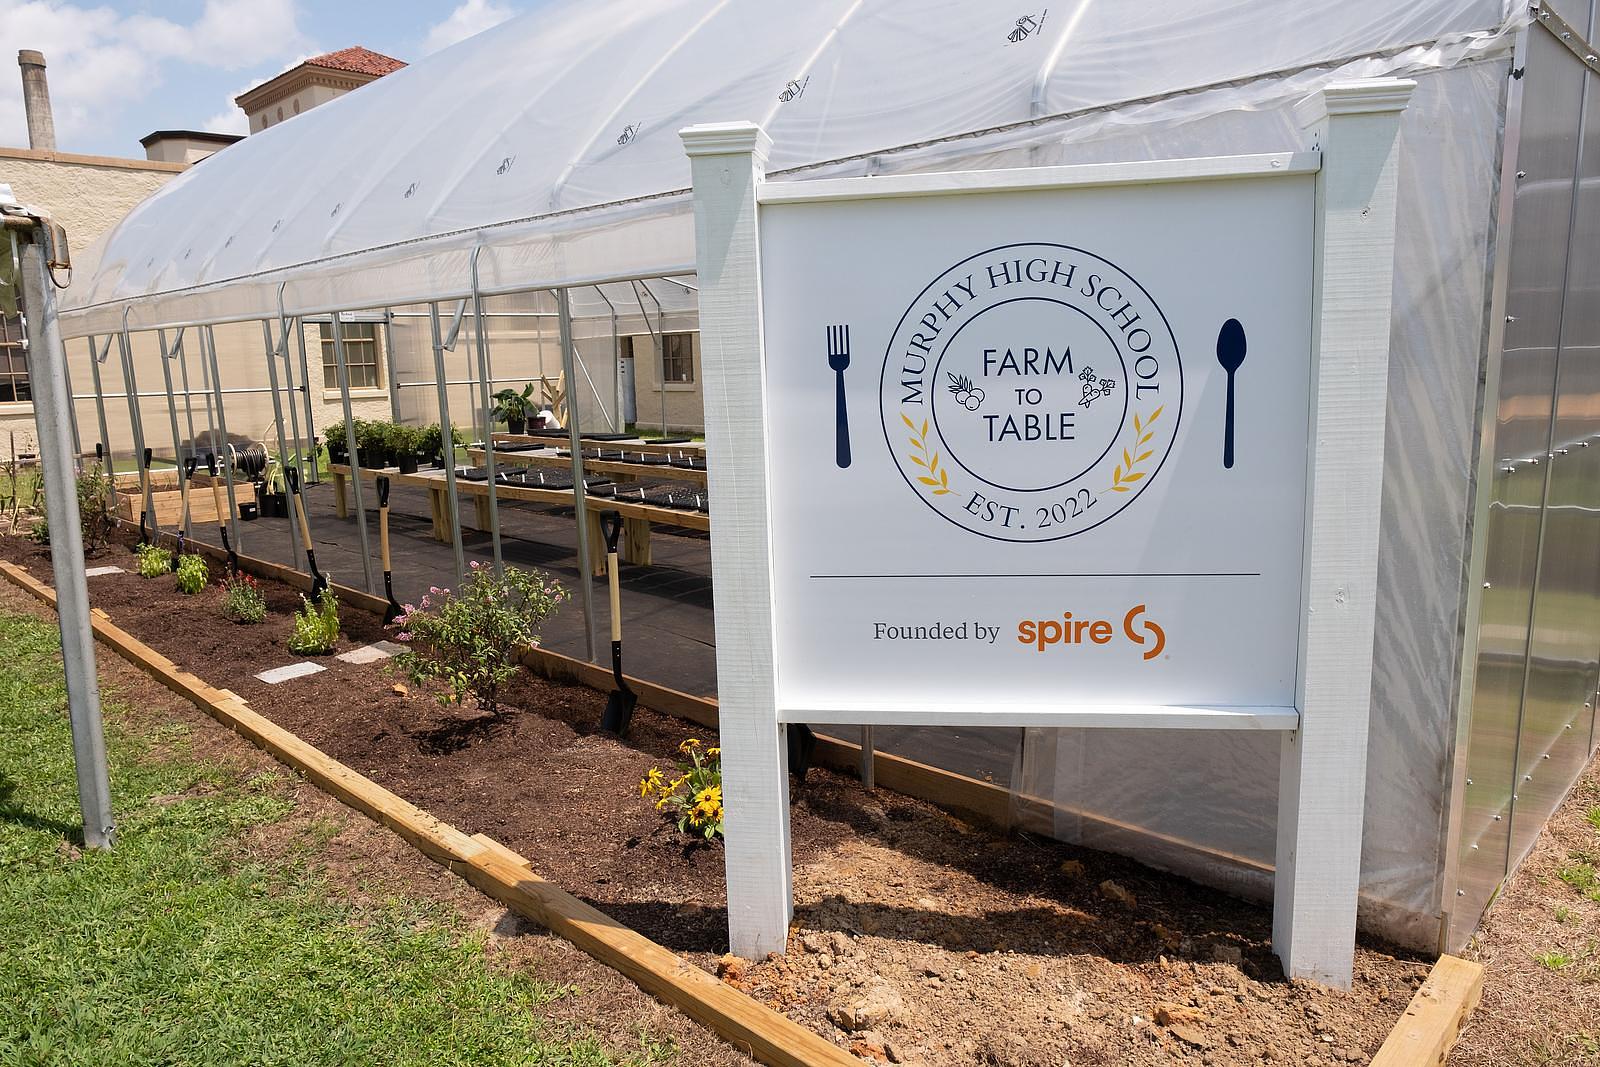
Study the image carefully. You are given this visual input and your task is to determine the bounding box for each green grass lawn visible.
[0,610,674,1067]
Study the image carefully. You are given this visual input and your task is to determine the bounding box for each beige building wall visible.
[0,146,185,461]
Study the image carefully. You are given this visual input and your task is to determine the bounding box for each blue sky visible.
[1,1,541,157]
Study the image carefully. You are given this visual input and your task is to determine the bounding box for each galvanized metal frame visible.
[428,300,468,587]
[329,309,376,594]
[469,247,504,572]
[557,286,599,663]
[260,319,304,570]
[155,328,192,539]
[116,312,156,527]
[200,324,244,557]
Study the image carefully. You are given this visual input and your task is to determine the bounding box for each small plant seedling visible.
[287,587,340,654]
[175,553,208,595]
[1534,950,1573,971]
[1557,859,1600,903]
[27,515,47,544]
[1585,806,1600,832]
[221,574,267,624]
[136,543,173,577]
[1555,905,1575,924]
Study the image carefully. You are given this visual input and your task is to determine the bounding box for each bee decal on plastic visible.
[1008,11,1048,44]
[947,373,986,412]
[778,75,810,103]
[1078,366,1116,408]
[617,123,641,146]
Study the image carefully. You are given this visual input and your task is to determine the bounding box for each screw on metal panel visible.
[1515,171,1526,179]
[1484,582,1492,589]
[1495,814,1503,820]
[1532,457,1540,465]
[1543,753,1550,759]
[1457,889,1466,895]
[1524,774,1532,781]
[1467,778,1474,785]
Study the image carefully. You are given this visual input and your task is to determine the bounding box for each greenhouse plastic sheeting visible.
[52,0,1528,951]
[59,0,1513,334]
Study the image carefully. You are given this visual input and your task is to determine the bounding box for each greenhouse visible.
[16,0,1600,974]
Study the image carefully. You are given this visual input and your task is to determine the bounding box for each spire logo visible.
[1016,604,1167,661]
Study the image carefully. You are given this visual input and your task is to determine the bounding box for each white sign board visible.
[759,175,1314,721]
[684,76,1411,990]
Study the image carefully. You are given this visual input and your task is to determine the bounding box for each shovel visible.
[137,446,153,545]
[284,465,326,597]
[598,510,637,735]
[376,475,403,623]
[173,455,197,569]
[205,452,238,574]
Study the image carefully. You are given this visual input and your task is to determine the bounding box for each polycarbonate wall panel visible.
[1451,22,1598,948]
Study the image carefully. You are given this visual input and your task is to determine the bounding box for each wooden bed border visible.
[0,557,856,1067]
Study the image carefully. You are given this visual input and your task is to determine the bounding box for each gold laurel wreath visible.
[902,413,951,495]
[1108,405,1164,493]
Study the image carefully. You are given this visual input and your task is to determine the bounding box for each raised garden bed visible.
[0,528,1435,1065]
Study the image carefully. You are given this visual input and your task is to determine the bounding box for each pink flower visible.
[429,586,441,595]
[396,631,413,642]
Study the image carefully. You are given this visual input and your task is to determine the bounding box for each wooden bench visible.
[327,464,707,575]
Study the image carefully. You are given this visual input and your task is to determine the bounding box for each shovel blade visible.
[600,690,637,736]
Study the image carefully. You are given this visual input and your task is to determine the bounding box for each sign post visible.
[683,77,1412,988]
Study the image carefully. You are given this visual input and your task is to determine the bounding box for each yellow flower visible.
[667,775,688,794]
[686,808,704,827]
[678,738,702,755]
[706,747,721,759]
[655,795,671,811]
[692,785,722,814]
[639,768,665,797]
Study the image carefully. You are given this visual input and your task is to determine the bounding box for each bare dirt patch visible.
[3,533,1438,1064]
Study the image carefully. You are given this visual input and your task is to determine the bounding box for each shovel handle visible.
[377,476,392,573]
[608,551,622,642]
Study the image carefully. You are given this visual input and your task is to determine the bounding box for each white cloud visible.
[0,0,308,148]
[422,0,515,55]
[202,106,249,137]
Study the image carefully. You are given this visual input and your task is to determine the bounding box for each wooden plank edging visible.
[0,559,856,1067]
[1369,954,1483,1066]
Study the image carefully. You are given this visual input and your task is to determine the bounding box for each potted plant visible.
[392,424,424,474]
[322,423,349,464]
[354,418,386,468]
[492,384,537,435]
[419,423,466,468]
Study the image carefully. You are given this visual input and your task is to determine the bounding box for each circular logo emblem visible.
[878,243,1182,542]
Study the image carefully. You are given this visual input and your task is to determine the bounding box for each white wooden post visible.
[1274,78,1413,988]
[681,121,792,959]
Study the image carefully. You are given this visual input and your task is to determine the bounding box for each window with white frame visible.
[0,313,29,404]
[660,332,694,384]
[319,321,382,390]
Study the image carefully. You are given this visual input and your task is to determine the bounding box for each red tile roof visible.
[305,47,406,77]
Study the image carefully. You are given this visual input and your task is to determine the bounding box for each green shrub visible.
[174,553,208,595]
[221,573,267,623]
[135,543,172,577]
[395,562,565,714]
[27,515,47,544]
[26,464,113,553]
[287,588,340,654]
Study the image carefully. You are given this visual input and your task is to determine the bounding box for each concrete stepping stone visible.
[255,661,326,684]
[335,640,405,665]
[84,565,125,577]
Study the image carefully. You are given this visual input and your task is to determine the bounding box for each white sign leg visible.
[682,122,793,959]
[1274,79,1414,989]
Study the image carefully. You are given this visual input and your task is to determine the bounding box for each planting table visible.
[464,445,709,488]
[491,432,707,458]
[326,464,709,575]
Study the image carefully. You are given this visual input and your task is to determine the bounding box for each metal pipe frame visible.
[469,247,504,571]
[201,325,243,558]
[557,287,599,663]
[20,229,115,849]
[383,308,402,423]
[260,319,304,570]
[85,335,113,482]
[329,309,377,594]
[592,284,622,432]
[116,312,156,528]
[429,301,468,586]
[175,331,198,463]
[632,279,667,434]
[155,328,192,540]
[294,314,318,484]
[61,344,82,462]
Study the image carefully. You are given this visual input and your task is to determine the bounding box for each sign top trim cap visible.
[680,122,772,162]
[1294,78,1416,127]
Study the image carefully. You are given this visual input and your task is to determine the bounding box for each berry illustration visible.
[947,372,986,411]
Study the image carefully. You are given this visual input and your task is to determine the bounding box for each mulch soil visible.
[2,529,1434,1066]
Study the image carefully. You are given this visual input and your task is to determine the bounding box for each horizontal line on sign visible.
[780,702,1298,731]
[757,152,1320,205]
[807,572,1262,579]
